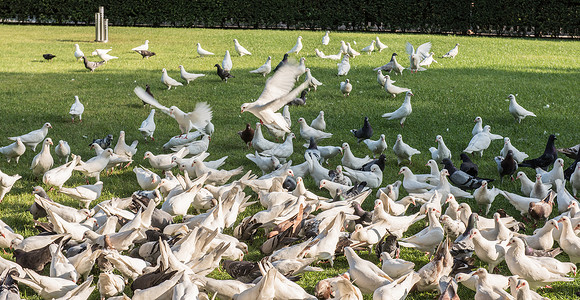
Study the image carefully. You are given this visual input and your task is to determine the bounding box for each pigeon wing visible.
[405,42,415,56]
[416,42,432,59]
[254,64,303,106]
[186,102,213,129]
[134,87,171,115]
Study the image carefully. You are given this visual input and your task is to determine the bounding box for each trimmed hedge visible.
[1,0,578,37]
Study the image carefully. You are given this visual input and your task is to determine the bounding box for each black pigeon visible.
[304,137,321,162]
[564,153,579,180]
[43,53,56,61]
[140,84,154,107]
[459,153,478,177]
[234,217,262,241]
[238,123,254,147]
[283,176,296,191]
[260,227,300,255]
[90,134,113,149]
[135,49,156,59]
[215,64,234,82]
[519,134,557,170]
[557,143,580,159]
[288,89,307,106]
[350,116,373,142]
[222,260,261,283]
[273,53,289,73]
[82,56,105,72]
[375,231,399,260]
[360,154,386,171]
[14,235,67,271]
[441,158,493,190]
[131,269,177,291]
[497,150,518,183]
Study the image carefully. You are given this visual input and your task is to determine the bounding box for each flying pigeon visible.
[233,39,252,56]
[161,68,183,90]
[215,64,234,82]
[241,63,310,133]
[406,42,431,73]
[351,117,373,142]
[442,43,460,58]
[134,86,212,135]
[196,43,214,57]
[82,56,105,72]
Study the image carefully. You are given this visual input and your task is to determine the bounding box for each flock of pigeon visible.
[2,30,579,300]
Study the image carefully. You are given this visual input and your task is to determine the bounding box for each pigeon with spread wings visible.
[241,63,311,133]
[134,87,212,136]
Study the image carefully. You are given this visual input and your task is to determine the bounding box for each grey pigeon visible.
[441,158,493,190]
[82,56,105,72]
[90,134,113,149]
[135,50,156,59]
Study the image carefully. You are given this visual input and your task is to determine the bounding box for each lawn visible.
[0,24,579,299]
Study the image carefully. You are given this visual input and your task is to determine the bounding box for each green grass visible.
[0,25,579,299]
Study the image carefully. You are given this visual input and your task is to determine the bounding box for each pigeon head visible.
[459,153,471,162]
[44,122,53,129]
[162,68,167,73]
[441,159,456,173]
[474,116,482,123]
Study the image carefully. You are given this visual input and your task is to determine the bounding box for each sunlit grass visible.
[0,25,579,299]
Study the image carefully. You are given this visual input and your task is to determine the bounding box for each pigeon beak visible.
[397,170,403,175]
[554,223,559,230]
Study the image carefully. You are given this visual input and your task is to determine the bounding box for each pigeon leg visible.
[71,118,74,123]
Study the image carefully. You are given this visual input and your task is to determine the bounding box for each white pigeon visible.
[114,131,138,160]
[49,243,79,282]
[341,142,373,169]
[343,164,383,188]
[571,164,580,196]
[134,86,212,135]
[323,49,342,60]
[310,111,326,131]
[375,37,388,52]
[261,133,295,162]
[340,40,348,54]
[363,134,388,158]
[9,122,52,151]
[393,134,421,164]
[93,49,118,62]
[0,170,21,202]
[249,56,272,77]
[133,166,161,190]
[382,91,413,126]
[305,68,323,90]
[322,31,330,45]
[179,65,205,84]
[340,79,352,96]
[98,271,125,299]
[30,138,54,177]
[361,40,375,54]
[442,43,460,58]
[0,138,26,163]
[377,70,388,87]
[13,268,77,299]
[384,75,410,97]
[160,68,183,90]
[196,42,214,57]
[233,39,252,56]
[314,48,327,58]
[287,36,303,54]
[507,94,536,123]
[59,181,103,209]
[346,42,360,58]
[43,155,81,188]
[464,125,494,157]
[337,54,351,76]
[222,50,233,72]
[298,118,332,142]
[55,140,71,163]
[499,137,528,163]
[241,63,310,133]
[419,52,438,67]
[536,158,564,184]
[171,134,210,156]
[252,122,277,152]
[132,40,149,51]
[344,247,392,294]
[74,44,84,61]
[429,135,452,162]
[472,116,483,136]
[68,95,84,123]
[406,41,431,72]
[143,148,188,171]
[74,148,112,181]
[138,109,156,141]
[474,181,502,215]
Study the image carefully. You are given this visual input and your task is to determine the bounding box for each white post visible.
[95,7,108,43]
